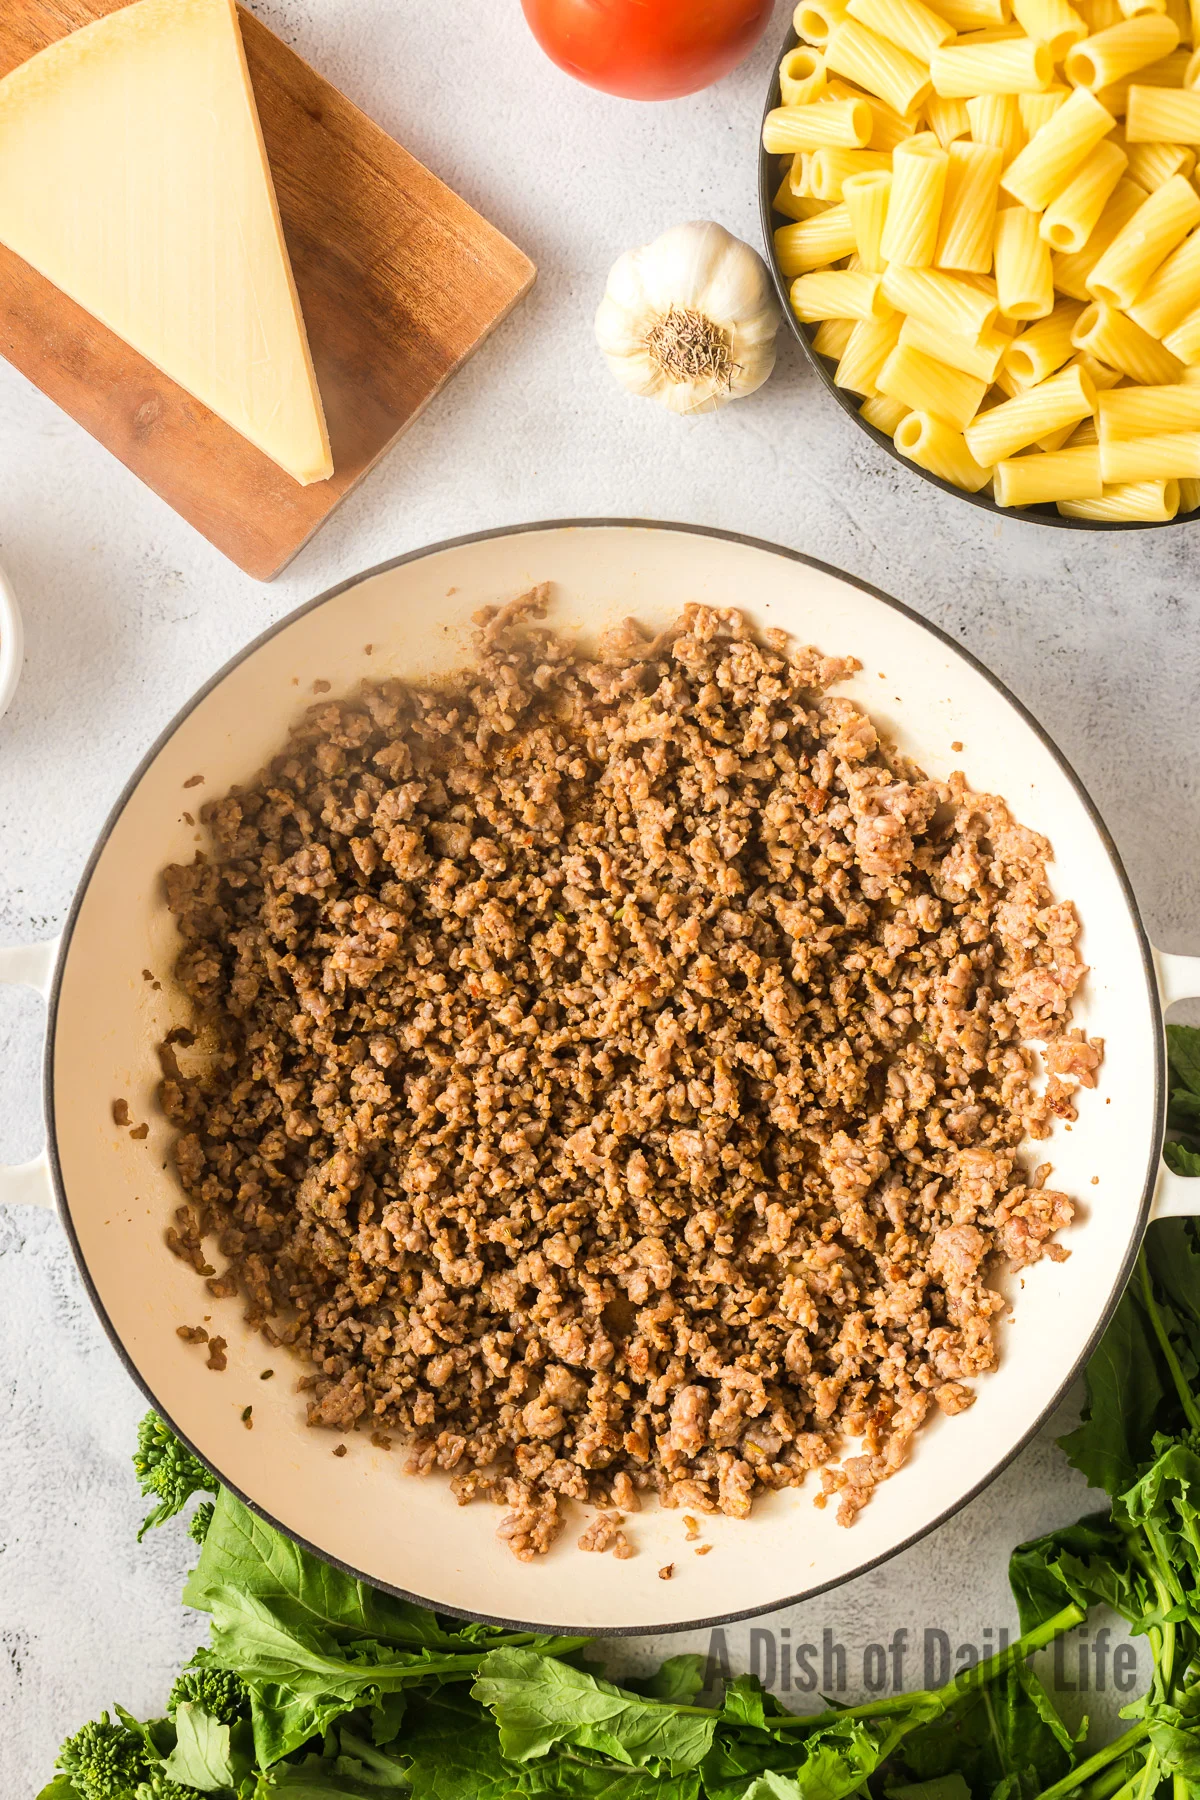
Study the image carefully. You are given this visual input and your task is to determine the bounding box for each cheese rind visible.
[0,0,333,485]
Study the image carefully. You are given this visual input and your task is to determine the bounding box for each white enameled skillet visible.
[1,520,1195,1634]
[0,559,23,723]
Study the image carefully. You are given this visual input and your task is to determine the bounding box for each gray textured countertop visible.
[2,1,1198,1790]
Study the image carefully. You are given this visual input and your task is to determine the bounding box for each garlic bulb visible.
[595,220,781,416]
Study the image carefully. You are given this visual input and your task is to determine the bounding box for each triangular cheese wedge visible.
[0,0,333,485]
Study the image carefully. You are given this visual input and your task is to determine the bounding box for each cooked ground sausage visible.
[158,593,1099,1555]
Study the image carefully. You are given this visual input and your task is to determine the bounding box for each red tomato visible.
[520,0,775,101]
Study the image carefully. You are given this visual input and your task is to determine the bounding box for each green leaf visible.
[1059,1278,1167,1496]
[721,1674,779,1730]
[185,1492,454,1651]
[161,1701,239,1790]
[1121,1436,1200,1595]
[1167,1024,1200,1098]
[393,1689,698,1800]
[35,1778,83,1800]
[1146,1697,1200,1779]
[740,1777,805,1800]
[200,1589,488,1766]
[1009,1515,1143,1633]
[472,1646,717,1771]
[1165,1141,1200,1178]
[620,1656,706,1704]
[245,1679,359,1771]
[891,1662,1076,1795]
[886,1777,973,1800]
[264,1763,394,1798]
[1169,1089,1200,1134]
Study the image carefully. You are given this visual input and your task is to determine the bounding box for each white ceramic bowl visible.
[0,560,23,722]
[0,519,1196,1634]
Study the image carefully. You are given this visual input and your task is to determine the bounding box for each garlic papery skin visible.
[596,220,782,416]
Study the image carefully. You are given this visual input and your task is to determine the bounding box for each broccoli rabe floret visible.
[57,1712,148,1799]
[137,1779,203,1800]
[132,1413,218,1540]
[167,1666,248,1726]
[187,1501,214,1546]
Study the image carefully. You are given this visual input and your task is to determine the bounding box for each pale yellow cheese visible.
[0,0,332,485]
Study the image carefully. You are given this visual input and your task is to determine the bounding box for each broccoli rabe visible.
[132,1414,217,1541]
[57,1712,148,1799]
[166,1666,248,1727]
[187,1501,214,1546]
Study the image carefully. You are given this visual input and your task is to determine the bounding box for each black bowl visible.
[757,21,1200,530]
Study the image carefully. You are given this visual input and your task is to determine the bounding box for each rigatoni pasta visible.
[894,409,994,483]
[1163,301,1200,356]
[775,205,859,274]
[963,360,1097,459]
[931,36,1054,92]
[812,318,858,355]
[1072,296,1186,375]
[1011,0,1089,55]
[1125,81,1200,132]
[780,46,828,104]
[1098,428,1200,474]
[1000,86,1117,209]
[876,341,989,424]
[966,94,1027,162]
[926,94,974,141]
[1000,297,1086,379]
[763,98,875,150]
[768,0,1200,517]
[995,203,1056,314]
[882,262,1000,330]
[899,311,1011,373]
[880,133,950,262]
[859,392,912,429]
[1125,226,1200,332]
[795,0,852,45]
[935,139,1005,267]
[790,269,895,318]
[825,18,934,112]
[1097,380,1200,428]
[993,442,1104,501]
[1058,479,1180,514]
[835,313,905,389]
[847,0,956,59]
[1039,138,1128,250]
[1051,176,1146,294]
[842,168,895,267]
[1085,173,1200,305]
[1122,139,1194,190]
[1064,13,1180,88]
[809,145,894,198]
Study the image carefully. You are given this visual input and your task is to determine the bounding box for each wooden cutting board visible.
[0,2,536,579]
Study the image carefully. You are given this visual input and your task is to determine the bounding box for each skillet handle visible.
[0,938,59,1211]
[1151,947,1200,1221]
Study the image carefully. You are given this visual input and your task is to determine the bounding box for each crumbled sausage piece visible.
[130,1123,149,1140]
[112,1099,130,1126]
[578,1511,627,1554]
[158,596,1098,1555]
[206,1337,227,1372]
[176,1325,208,1344]
[659,1563,675,1580]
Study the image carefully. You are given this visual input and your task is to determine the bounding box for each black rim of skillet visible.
[757,21,1200,532]
[43,518,1166,1637]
